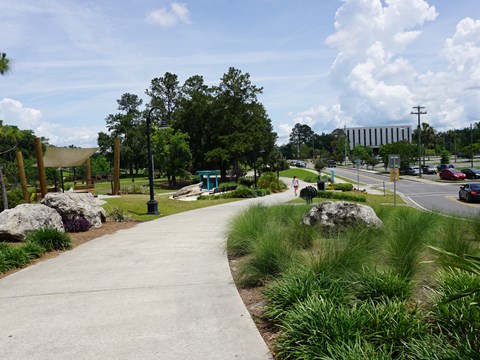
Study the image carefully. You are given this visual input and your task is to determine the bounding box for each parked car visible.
[459,183,480,203]
[295,161,307,168]
[437,164,455,172]
[461,168,480,179]
[326,160,337,167]
[404,166,420,176]
[439,169,466,181]
[421,165,437,174]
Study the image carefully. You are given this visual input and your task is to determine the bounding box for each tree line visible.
[98,67,280,185]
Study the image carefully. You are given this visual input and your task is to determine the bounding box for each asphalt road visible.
[331,166,480,218]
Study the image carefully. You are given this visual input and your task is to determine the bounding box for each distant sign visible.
[388,154,400,168]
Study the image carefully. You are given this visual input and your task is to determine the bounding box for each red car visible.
[439,169,466,181]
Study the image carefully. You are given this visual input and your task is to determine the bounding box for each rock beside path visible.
[0,204,64,241]
[302,201,383,228]
[42,192,106,228]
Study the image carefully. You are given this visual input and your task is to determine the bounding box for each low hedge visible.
[317,190,366,202]
[199,186,271,200]
[327,183,354,192]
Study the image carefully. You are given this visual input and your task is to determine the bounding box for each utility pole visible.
[411,106,427,178]
[344,125,348,166]
[471,124,474,167]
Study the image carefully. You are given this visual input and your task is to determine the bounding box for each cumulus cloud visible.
[311,0,440,129]
[146,2,191,27]
[0,98,102,147]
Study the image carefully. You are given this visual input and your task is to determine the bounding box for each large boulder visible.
[302,201,383,228]
[41,192,106,228]
[0,204,64,241]
[173,182,204,199]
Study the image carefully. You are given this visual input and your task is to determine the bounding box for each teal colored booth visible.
[197,170,220,191]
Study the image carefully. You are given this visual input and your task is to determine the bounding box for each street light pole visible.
[411,106,426,178]
[146,107,160,215]
[344,125,347,166]
[471,123,474,167]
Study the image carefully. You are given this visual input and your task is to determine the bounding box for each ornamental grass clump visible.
[108,206,131,222]
[25,227,72,252]
[0,245,31,270]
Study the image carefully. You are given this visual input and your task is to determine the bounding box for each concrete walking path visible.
[0,181,305,360]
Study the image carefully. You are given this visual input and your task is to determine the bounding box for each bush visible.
[63,216,91,232]
[26,228,72,252]
[120,184,148,194]
[258,172,287,193]
[1,188,27,211]
[330,183,354,191]
[108,206,131,222]
[303,175,318,183]
[317,190,366,202]
[238,176,255,187]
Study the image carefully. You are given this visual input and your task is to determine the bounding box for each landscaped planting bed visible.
[227,204,480,359]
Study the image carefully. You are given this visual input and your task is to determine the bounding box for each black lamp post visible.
[146,107,160,215]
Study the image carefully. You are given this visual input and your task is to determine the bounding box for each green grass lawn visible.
[101,194,239,221]
[279,168,317,181]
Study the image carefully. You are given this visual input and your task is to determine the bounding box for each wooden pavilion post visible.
[85,158,92,184]
[34,137,47,198]
[113,138,120,195]
[16,151,30,202]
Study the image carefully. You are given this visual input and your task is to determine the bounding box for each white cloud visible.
[289,104,352,134]
[146,2,191,27]
[0,98,102,147]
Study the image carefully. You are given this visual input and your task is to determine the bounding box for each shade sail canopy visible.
[42,146,99,168]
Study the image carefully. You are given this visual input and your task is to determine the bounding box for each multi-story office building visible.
[345,125,412,150]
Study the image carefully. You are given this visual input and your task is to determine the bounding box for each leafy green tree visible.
[440,150,450,165]
[0,53,10,75]
[146,72,180,126]
[151,128,192,187]
[289,123,315,157]
[461,143,480,160]
[351,145,372,164]
[379,141,417,171]
[104,93,146,176]
[173,75,214,171]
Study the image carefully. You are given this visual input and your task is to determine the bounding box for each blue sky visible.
[1,0,480,147]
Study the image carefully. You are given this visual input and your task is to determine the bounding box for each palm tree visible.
[0,52,10,75]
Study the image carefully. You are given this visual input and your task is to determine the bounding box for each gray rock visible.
[173,182,204,199]
[0,204,64,241]
[302,201,383,228]
[41,192,106,228]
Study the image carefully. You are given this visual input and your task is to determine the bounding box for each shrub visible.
[303,175,318,183]
[317,190,366,202]
[258,172,287,193]
[108,206,131,222]
[331,183,354,191]
[6,188,27,209]
[120,184,148,194]
[26,228,72,252]
[238,176,255,187]
[63,216,91,232]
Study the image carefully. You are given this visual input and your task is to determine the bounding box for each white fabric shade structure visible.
[42,146,99,168]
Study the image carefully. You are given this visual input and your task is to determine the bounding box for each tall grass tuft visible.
[384,208,439,279]
[22,241,46,259]
[434,216,475,262]
[356,269,414,302]
[431,268,480,350]
[0,246,31,269]
[25,228,72,252]
[238,225,298,286]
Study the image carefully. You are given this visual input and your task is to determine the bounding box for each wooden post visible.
[113,138,120,195]
[34,137,47,198]
[85,158,92,183]
[16,151,30,202]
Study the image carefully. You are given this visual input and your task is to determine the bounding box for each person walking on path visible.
[291,176,299,196]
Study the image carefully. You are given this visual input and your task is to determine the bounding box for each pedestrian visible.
[291,176,299,196]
